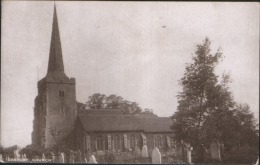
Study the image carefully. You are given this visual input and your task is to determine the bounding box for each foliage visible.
[222,144,259,164]
[86,93,106,109]
[77,101,85,110]
[171,37,259,163]
[84,93,154,115]
[19,145,43,160]
[172,37,223,146]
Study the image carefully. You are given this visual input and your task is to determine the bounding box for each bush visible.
[222,144,259,164]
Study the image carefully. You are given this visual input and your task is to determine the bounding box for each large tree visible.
[171,38,259,159]
[172,37,223,146]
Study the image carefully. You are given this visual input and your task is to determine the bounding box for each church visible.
[32,6,175,155]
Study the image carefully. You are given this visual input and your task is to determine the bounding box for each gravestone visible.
[186,143,193,164]
[51,154,55,162]
[58,152,65,163]
[141,145,148,157]
[69,150,75,163]
[210,139,221,161]
[84,158,88,163]
[42,153,45,160]
[152,147,161,164]
[0,154,4,162]
[255,157,259,165]
[89,155,97,164]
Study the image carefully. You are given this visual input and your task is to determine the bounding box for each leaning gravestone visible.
[142,145,149,157]
[152,147,161,164]
[210,139,221,161]
[89,155,97,164]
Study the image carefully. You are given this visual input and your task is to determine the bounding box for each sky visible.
[1,2,259,148]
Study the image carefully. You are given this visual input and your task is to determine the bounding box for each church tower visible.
[32,5,77,148]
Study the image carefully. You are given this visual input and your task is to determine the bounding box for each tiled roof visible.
[77,110,173,133]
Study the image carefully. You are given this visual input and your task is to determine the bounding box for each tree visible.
[106,95,123,109]
[121,101,142,114]
[171,37,259,163]
[172,37,222,146]
[84,93,154,115]
[86,93,106,109]
[77,101,86,110]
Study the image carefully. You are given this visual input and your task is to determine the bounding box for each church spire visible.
[47,4,67,78]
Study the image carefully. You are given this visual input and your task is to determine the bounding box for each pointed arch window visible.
[97,135,103,150]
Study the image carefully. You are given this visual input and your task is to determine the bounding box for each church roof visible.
[46,5,67,79]
[77,110,173,133]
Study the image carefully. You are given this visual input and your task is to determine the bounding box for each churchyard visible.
[1,139,258,164]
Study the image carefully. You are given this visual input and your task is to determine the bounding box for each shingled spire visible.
[47,5,67,78]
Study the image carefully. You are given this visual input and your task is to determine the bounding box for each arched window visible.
[130,135,135,149]
[158,135,162,147]
[114,135,120,151]
[97,135,103,150]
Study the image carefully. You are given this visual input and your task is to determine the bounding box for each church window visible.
[130,135,135,149]
[154,134,162,148]
[97,135,103,150]
[166,136,171,147]
[85,135,90,151]
[123,134,128,149]
[170,137,175,148]
[141,133,146,146]
[114,135,120,151]
[59,91,65,97]
[107,135,112,150]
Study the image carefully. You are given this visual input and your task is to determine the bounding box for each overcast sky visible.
[1,2,259,147]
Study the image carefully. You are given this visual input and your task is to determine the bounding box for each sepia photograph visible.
[0,1,259,164]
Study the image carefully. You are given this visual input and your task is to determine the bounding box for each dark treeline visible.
[77,93,155,116]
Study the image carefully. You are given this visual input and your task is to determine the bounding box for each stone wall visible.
[44,80,77,148]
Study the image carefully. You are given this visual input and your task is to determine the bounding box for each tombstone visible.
[84,158,88,163]
[69,150,75,163]
[255,157,259,165]
[141,145,149,157]
[135,147,142,155]
[14,150,19,160]
[152,147,161,164]
[41,153,45,161]
[58,152,65,163]
[0,154,4,163]
[210,139,221,161]
[89,155,97,164]
[51,154,55,162]
[186,143,193,164]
